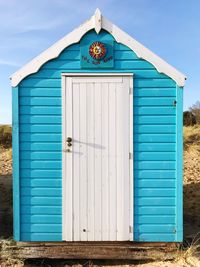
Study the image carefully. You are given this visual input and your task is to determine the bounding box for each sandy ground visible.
[0,144,200,266]
[0,257,200,267]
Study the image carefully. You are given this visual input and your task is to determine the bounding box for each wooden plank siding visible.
[17,30,179,242]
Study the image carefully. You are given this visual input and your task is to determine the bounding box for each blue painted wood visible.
[20,160,61,169]
[134,97,175,106]
[20,97,61,106]
[21,197,62,205]
[20,88,61,97]
[29,69,168,79]
[20,143,61,151]
[134,152,176,161]
[135,197,175,206]
[134,79,175,88]
[134,233,176,242]
[134,134,176,143]
[176,86,183,241]
[20,151,62,160]
[20,169,62,178]
[134,116,176,125]
[16,29,182,242]
[20,188,61,196]
[135,143,175,152]
[20,133,61,142]
[135,215,175,224]
[135,179,175,188]
[21,205,61,214]
[12,86,20,241]
[136,225,176,233]
[135,170,176,179]
[134,161,176,170]
[20,233,62,241]
[135,207,175,215]
[21,215,61,224]
[20,106,61,115]
[135,189,175,197]
[114,43,130,51]
[134,107,176,115]
[21,224,61,233]
[19,125,61,133]
[134,88,176,97]
[20,78,61,88]
[20,115,62,124]
[134,125,175,133]
[21,179,62,187]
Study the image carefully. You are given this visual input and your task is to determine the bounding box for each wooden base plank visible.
[0,241,179,260]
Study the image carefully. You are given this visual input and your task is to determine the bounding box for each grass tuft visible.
[184,125,200,150]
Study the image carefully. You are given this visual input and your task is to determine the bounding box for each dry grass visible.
[0,125,12,149]
[184,124,200,149]
[175,234,200,266]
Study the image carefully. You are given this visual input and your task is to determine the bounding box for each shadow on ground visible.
[0,175,13,238]
[184,181,200,241]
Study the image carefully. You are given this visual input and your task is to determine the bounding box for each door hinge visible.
[129,226,133,233]
[129,86,133,94]
[129,152,133,159]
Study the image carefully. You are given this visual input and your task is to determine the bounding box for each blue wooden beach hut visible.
[11,9,186,242]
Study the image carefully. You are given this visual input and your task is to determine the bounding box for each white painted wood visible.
[11,10,186,87]
[108,82,117,240]
[86,82,95,241]
[101,82,109,241]
[94,8,102,34]
[72,77,123,83]
[65,77,73,241]
[94,82,102,241]
[72,82,80,241]
[62,76,66,241]
[63,74,133,241]
[62,73,133,77]
[79,82,88,241]
[129,76,134,241]
[116,82,122,241]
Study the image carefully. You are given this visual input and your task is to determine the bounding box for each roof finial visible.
[94,8,102,34]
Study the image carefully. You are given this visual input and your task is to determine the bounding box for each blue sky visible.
[0,0,199,124]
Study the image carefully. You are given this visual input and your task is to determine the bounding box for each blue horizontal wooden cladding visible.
[15,29,182,242]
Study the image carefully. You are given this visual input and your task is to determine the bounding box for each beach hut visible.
[11,9,186,243]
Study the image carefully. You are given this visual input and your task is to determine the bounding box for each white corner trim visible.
[94,8,102,34]
[11,9,186,87]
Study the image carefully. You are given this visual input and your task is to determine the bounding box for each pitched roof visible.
[11,9,186,87]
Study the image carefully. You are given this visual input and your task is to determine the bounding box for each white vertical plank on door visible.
[101,82,109,241]
[87,82,95,241]
[94,82,102,241]
[116,80,130,240]
[123,77,131,240]
[116,81,124,241]
[72,82,80,241]
[108,82,117,240]
[79,82,87,241]
[65,77,73,241]
[127,76,134,241]
[62,76,66,241]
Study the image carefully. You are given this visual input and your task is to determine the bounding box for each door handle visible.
[66,137,72,147]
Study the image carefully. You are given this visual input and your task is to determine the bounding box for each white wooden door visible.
[62,74,133,241]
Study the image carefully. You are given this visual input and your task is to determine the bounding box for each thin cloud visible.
[0,60,20,67]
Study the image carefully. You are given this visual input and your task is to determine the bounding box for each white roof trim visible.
[11,8,186,87]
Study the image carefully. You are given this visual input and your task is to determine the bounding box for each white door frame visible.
[62,73,134,241]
